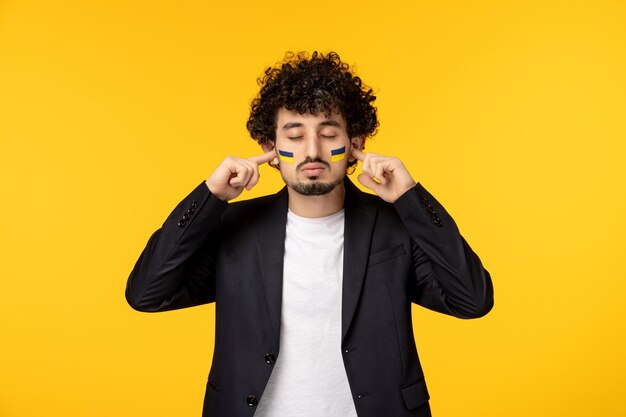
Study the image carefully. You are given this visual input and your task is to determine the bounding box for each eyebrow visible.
[281,120,342,130]
[320,120,342,128]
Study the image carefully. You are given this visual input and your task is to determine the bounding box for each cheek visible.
[277,149,295,164]
[329,145,348,163]
[275,141,297,164]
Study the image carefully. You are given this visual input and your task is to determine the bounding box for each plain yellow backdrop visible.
[1,0,625,416]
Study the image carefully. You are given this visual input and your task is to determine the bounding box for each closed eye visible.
[321,135,336,138]
[287,136,303,140]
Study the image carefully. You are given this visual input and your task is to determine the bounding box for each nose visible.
[304,136,323,160]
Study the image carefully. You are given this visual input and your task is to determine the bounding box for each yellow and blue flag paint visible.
[278,150,294,163]
[330,146,346,162]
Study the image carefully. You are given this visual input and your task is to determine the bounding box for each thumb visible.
[357,173,384,194]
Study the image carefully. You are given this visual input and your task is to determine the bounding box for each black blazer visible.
[126,177,494,417]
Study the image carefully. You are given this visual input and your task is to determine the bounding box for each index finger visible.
[351,147,366,162]
[248,149,276,165]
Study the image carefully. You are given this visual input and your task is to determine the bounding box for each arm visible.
[350,147,493,319]
[125,150,276,312]
[125,181,228,312]
[394,183,494,319]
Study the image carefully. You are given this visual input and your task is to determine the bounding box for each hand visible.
[205,150,276,201]
[351,148,417,203]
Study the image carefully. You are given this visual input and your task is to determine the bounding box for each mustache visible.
[296,157,331,171]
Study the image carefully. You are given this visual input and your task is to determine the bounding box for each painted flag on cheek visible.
[278,150,294,163]
[330,146,346,162]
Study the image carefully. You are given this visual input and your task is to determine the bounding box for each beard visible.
[281,156,345,196]
[287,175,343,196]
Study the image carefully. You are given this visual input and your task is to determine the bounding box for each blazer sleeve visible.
[393,183,494,319]
[125,180,229,312]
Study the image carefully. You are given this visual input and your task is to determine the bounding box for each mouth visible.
[301,164,325,177]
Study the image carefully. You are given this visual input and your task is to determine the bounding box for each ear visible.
[260,141,275,153]
[349,136,365,162]
[261,141,279,166]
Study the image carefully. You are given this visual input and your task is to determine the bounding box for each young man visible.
[126,51,494,417]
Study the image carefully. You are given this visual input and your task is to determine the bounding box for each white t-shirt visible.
[253,208,358,417]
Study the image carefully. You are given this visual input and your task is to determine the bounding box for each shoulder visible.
[218,186,288,228]
[228,187,287,211]
[344,177,393,211]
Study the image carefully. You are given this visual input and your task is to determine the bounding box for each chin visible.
[289,176,343,196]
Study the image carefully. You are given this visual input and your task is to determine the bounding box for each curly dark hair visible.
[246,51,379,167]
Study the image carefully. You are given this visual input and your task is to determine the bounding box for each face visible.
[264,107,362,196]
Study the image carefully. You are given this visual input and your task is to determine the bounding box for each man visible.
[126,51,494,417]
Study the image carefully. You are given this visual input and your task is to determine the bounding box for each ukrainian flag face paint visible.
[330,146,346,162]
[278,149,294,164]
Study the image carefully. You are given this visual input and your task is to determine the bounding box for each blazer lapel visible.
[253,187,289,346]
[252,178,377,346]
[342,178,377,342]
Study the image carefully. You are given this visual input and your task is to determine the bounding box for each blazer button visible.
[182,213,189,221]
[265,353,276,364]
[177,220,186,228]
[247,395,258,406]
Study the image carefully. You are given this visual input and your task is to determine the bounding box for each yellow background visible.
[1,0,625,416]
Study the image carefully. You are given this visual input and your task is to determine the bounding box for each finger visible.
[228,171,244,188]
[246,172,260,190]
[357,173,384,194]
[235,158,261,190]
[361,157,374,179]
[245,163,261,190]
[350,147,366,162]
[229,171,252,188]
[239,160,258,189]
[228,163,253,188]
[361,154,380,180]
[373,163,387,185]
[248,149,276,165]
[237,158,256,172]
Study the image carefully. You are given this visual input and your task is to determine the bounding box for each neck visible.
[287,182,345,218]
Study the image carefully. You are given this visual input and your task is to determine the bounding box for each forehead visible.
[276,107,346,129]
